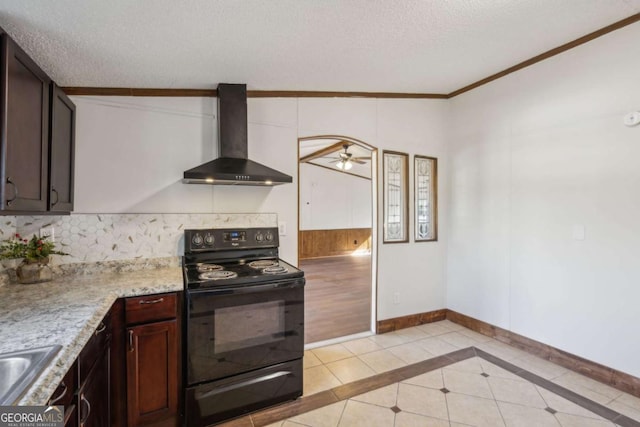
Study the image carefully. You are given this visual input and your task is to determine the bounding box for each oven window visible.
[214,300,285,353]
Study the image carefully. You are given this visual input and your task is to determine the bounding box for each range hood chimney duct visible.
[183,84,292,186]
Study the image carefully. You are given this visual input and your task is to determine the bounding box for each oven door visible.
[186,278,304,385]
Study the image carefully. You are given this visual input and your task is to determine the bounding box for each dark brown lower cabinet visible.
[49,309,111,427]
[126,319,178,427]
[64,404,78,427]
[79,350,110,427]
[47,361,77,427]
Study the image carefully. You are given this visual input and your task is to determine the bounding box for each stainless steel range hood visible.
[183,84,292,186]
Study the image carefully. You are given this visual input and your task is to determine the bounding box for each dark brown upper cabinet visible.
[49,84,75,212]
[0,29,75,214]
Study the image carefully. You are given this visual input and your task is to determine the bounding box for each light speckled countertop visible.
[0,265,183,406]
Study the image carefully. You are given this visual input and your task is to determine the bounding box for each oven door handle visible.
[192,280,304,295]
[196,371,293,399]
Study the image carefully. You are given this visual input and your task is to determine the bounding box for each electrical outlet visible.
[278,221,287,236]
[39,227,55,241]
[393,292,400,304]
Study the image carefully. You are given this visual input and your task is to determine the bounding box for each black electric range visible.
[182,227,305,426]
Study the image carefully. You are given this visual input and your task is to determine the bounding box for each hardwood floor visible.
[300,254,372,344]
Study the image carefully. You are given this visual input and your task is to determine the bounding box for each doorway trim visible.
[297,134,378,337]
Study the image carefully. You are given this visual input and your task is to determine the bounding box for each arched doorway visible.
[298,135,378,345]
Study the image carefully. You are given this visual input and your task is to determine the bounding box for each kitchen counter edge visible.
[0,267,183,406]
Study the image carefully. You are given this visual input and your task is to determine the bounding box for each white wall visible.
[299,163,371,230]
[447,23,640,377]
[73,95,300,262]
[72,95,449,322]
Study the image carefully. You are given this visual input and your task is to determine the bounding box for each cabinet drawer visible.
[126,293,177,325]
[48,360,77,407]
[79,310,112,385]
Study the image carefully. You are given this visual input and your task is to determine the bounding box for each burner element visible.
[249,260,279,269]
[197,263,225,273]
[262,265,288,275]
[199,271,238,280]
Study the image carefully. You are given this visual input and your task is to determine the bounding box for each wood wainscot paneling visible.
[299,228,372,259]
[446,310,640,399]
[376,309,448,334]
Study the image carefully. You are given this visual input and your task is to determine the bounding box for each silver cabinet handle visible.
[6,177,17,205]
[51,188,59,207]
[139,297,164,305]
[48,381,67,405]
[79,394,91,425]
[94,322,106,336]
[128,330,134,352]
[199,371,293,399]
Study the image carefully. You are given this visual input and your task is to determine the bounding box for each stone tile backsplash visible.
[2,213,277,265]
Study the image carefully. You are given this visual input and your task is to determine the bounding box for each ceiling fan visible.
[324,144,370,170]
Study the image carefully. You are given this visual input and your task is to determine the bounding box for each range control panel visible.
[184,227,279,252]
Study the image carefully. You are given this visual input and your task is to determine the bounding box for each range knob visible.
[265,232,274,242]
[204,233,215,246]
[192,233,204,246]
[255,233,264,242]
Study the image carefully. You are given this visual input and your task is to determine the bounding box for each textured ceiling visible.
[0,0,639,93]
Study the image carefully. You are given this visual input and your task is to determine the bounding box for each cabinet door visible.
[49,84,75,212]
[0,34,50,211]
[127,320,178,426]
[79,350,110,427]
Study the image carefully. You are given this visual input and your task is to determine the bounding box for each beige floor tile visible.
[607,399,640,422]
[446,393,505,427]
[289,401,346,427]
[474,340,531,361]
[497,401,560,426]
[479,360,527,382]
[282,422,307,427]
[351,383,398,408]
[457,328,495,343]
[535,386,604,420]
[488,376,547,408]
[444,357,485,374]
[387,342,435,365]
[401,369,444,390]
[326,356,377,383]
[396,383,449,419]
[394,411,450,427]
[368,331,414,348]
[341,337,383,355]
[304,350,323,369]
[393,326,430,342]
[552,372,622,405]
[449,423,475,427]
[337,400,396,427]
[511,354,568,380]
[303,365,342,396]
[414,336,460,356]
[311,343,354,364]
[415,322,453,337]
[613,392,640,411]
[263,422,284,427]
[438,331,480,348]
[359,349,407,373]
[554,413,616,427]
[443,369,493,399]
[439,320,466,331]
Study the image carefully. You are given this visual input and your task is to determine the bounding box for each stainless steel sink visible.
[0,345,62,405]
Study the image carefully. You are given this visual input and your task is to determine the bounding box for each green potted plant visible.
[0,233,69,283]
